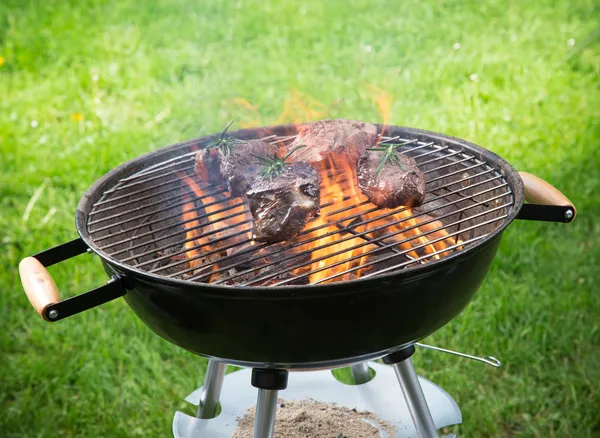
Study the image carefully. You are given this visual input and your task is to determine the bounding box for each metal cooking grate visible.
[86,131,514,286]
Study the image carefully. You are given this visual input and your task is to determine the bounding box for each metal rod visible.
[422,155,478,174]
[112,135,426,194]
[150,196,351,275]
[392,358,439,438]
[425,161,487,183]
[110,174,350,255]
[202,191,508,283]
[145,225,251,270]
[418,150,462,166]
[243,196,510,286]
[92,168,345,231]
[88,133,514,285]
[95,171,195,206]
[90,173,215,220]
[117,133,289,185]
[117,159,195,186]
[89,177,196,216]
[153,189,356,276]
[151,182,507,280]
[253,206,505,286]
[135,222,252,267]
[100,207,250,250]
[415,343,502,368]
[88,186,194,225]
[88,186,228,230]
[91,143,480,228]
[101,151,348,209]
[93,139,438,219]
[117,142,206,183]
[208,178,508,284]
[350,362,371,384]
[92,198,228,241]
[95,180,356,242]
[314,228,490,284]
[410,145,448,160]
[253,388,279,438]
[197,360,227,419]
[108,202,248,261]
[111,200,247,257]
[99,134,298,200]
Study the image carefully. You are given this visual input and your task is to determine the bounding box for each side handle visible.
[20,257,60,319]
[517,171,576,223]
[19,239,127,322]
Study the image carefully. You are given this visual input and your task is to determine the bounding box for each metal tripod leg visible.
[253,388,279,438]
[350,362,371,384]
[197,360,227,419]
[392,357,439,438]
[251,368,289,438]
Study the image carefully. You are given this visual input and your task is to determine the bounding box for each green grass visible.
[1,0,599,436]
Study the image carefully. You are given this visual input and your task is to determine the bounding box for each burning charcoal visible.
[223,242,311,286]
[357,145,425,209]
[287,119,379,163]
[247,162,321,243]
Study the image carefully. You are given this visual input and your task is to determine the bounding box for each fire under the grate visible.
[87,133,513,287]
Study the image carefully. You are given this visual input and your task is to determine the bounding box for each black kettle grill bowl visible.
[59,124,524,368]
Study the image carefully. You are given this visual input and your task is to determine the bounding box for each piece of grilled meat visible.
[357,149,425,208]
[287,119,379,163]
[194,139,279,197]
[247,163,321,243]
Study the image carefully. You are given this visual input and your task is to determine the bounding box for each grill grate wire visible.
[87,133,514,286]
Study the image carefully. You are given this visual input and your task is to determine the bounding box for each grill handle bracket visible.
[517,171,576,223]
[19,238,127,322]
[517,204,575,223]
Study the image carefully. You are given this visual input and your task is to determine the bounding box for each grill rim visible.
[75,123,525,294]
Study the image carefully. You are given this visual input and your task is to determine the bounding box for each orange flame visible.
[231,90,345,128]
[292,155,375,283]
[367,84,392,139]
[175,90,462,284]
[179,175,250,278]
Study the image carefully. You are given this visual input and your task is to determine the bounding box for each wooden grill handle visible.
[19,257,60,321]
[519,171,576,218]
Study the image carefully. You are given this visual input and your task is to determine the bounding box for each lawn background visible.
[1,0,599,436]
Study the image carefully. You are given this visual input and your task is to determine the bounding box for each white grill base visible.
[173,362,461,438]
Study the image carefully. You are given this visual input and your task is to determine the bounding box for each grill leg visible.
[350,362,371,384]
[253,388,279,438]
[251,368,289,438]
[196,359,227,419]
[384,346,439,438]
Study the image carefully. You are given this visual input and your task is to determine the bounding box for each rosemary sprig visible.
[366,143,410,175]
[250,145,306,180]
[204,119,240,155]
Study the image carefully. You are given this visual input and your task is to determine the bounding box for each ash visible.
[232,398,396,438]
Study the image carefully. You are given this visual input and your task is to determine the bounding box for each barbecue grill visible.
[19,123,575,437]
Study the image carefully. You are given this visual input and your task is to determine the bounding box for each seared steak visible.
[287,119,379,163]
[247,163,321,243]
[194,147,223,185]
[357,149,425,208]
[222,140,279,197]
[194,139,278,197]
